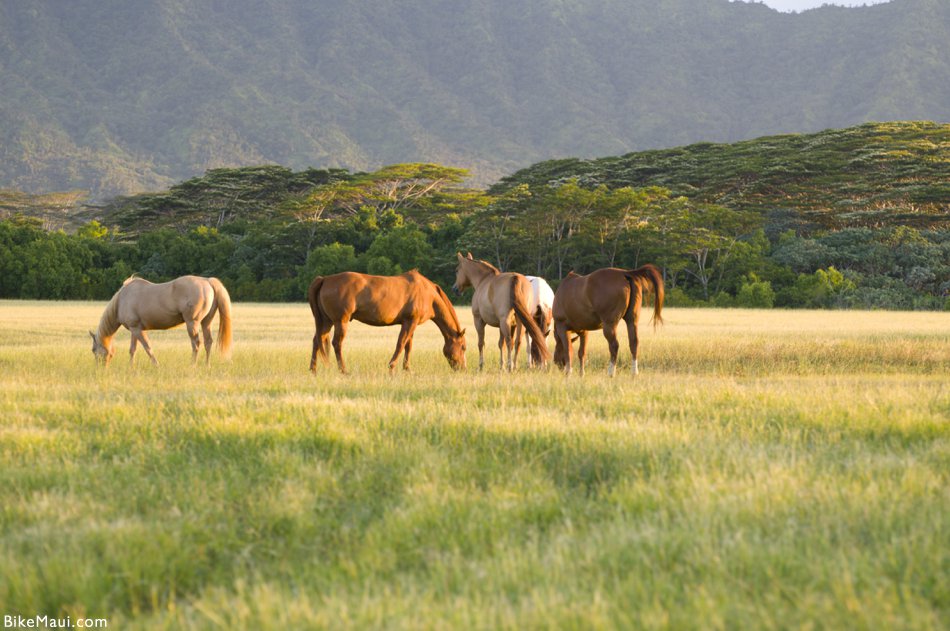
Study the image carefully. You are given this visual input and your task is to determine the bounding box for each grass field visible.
[0,301,948,630]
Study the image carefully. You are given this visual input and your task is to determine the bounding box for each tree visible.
[363,226,434,276]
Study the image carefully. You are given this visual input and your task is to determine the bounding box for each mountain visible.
[1,0,949,199]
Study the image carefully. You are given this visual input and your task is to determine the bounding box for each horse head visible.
[89,331,115,366]
[442,328,467,371]
[452,252,474,295]
[553,333,568,369]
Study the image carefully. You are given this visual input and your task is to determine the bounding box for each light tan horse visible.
[89,275,233,366]
[453,253,550,371]
[552,265,664,376]
[309,270,466,374]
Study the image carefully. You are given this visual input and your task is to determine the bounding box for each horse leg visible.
[475,316,486,372]
[626,314,640,376]
[603,321,621,377]
[310,320,332,372]
[577,331,589,377]
[331,319,349,374]
[500,318,516,372]
[555,321,573,375]
[310,331,323,372]
[133,329,159,366]
[402,329,415,371]
[388,321,416,374]
[201,322,214,365]
[185,320,201,366]
[514,321,524,368]
[497,330,505,371]
[200,310,216,365]
[129,335,138,367]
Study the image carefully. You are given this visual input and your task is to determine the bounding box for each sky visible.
[753,0,891,10]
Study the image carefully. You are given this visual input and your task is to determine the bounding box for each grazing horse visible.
[552,265,664,376]
[308,270,466,374]
[514,275,555,367]
[89,275,233,367]
[453,253,550,371]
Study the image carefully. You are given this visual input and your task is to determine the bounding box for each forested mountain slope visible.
[1,0,948,198]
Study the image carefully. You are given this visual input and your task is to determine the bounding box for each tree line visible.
[1,163,947,310]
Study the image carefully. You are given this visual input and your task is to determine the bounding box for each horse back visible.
[319,271,429,325]
[554,268,630,330]
[119,276,212,329]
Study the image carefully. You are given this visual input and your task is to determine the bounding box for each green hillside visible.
[494,121,950,231]
[1,0,949,199]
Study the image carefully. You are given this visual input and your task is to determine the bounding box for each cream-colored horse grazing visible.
[89,275,233,366]
[514,275,555,367]
[453,253,550,371]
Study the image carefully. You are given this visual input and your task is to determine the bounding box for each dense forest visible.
[2,122,947,310]
[1,0,948,197]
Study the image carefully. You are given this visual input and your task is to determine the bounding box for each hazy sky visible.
[753,0,891,10]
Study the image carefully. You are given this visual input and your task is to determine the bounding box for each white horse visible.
[515,275,555,367]
[90,275,233,367]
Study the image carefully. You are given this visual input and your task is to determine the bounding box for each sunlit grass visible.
[0,301,947,629]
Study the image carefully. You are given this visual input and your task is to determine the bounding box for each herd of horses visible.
[89,253,664,376]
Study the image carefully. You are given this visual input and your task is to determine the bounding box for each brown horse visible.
[89,275,233,366]
[453,253,550,371]
[552,265,664,376]
[308,270,466,374]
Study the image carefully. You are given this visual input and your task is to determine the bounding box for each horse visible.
[514,275,555,367]
[552,265,664,376]
[308,270,466,374]
[89,275,233,367]
[453,252,550,371]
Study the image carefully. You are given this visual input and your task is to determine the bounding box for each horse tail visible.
[308,276,329,368]
[208,277,233,357]
[624,264,664,328]
[511,275,550,364]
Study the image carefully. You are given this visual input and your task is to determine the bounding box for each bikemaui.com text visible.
[4,615,108,629]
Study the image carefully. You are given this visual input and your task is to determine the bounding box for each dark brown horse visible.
[552,265,664,376]
[308,270,466,374]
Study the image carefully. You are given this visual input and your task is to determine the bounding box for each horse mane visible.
[474,259,501,274]
[432,283,463,333]
[96,287,123,341]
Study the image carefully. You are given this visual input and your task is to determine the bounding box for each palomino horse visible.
[308,270,466,374]
[453,253,550,371]
[89,275,233,366]
[552,265,664,376]
[514,275,555,367]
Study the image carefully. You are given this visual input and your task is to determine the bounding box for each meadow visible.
[0,301,947,630]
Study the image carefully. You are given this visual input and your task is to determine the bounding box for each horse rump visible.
[510,275,550,365]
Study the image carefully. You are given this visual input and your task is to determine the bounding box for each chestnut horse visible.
[89,275,232,366]
[552,265,664,376]
[453,253,550,371]
[514,275,555,367]
[308,270,466,374]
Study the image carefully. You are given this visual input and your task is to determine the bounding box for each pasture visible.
[0,301,948,630]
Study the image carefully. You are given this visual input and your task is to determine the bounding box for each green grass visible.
[0,301,948,629]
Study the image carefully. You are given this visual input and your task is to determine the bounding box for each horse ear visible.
[456,251,464,260]
[459,328,466,337]
[466,252,473,259]
[88,330,96,340]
